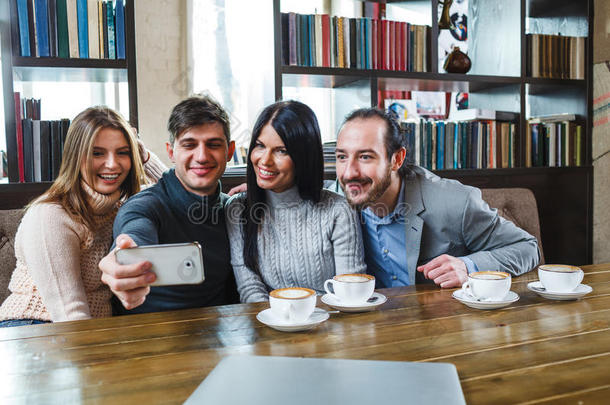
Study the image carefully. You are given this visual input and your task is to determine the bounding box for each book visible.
[16,0,31,56]
[34,0,51,56]
[22,119,34,183]
[115,0,126,58]
[66,0,79,57]
[106,0,116,59]
[449,108,496,121]
[321,14,330,68]
[288,13,297,65]
[102,0,108,58]
[27,0,37,57]
[32,120,41,182]
[56,0,69,57]
[40,121,51,181]
[50,120,62,179]
[87,0,100,58]
[98,0,104,56]
[529,113,577,123]
[280,13,289,65]
[14,93,26,182]
[314,14,322,68]
[48,0,58,57]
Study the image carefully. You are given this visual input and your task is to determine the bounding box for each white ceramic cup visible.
[323,273,375,304]
[538,265,584,292]
[461,271,511,301]
[269,287,316,323]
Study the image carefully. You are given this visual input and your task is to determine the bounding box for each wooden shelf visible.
[525,77,586,86]
[13,65,128,82]
[11,57,128,82]
[12,56,127,69]
[281,65,522,92]
[528,0,588,18]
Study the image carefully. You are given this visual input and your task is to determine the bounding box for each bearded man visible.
[331,108,539,288]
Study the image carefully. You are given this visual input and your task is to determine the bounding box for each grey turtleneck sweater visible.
[225,187,367,303]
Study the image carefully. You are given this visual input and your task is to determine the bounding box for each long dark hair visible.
[242,100,324,274]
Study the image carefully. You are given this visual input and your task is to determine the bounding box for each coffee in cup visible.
[323,273,375,304]
[269,287,316,323]
[538,265,583,292]
[461,271,511,301]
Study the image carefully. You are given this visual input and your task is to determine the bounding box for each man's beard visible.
[340,164,392,210]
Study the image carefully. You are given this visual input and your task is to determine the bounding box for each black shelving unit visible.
[272,0,594,264]
[0,0,138,183]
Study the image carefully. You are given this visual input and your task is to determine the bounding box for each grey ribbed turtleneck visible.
[225,186,366,303]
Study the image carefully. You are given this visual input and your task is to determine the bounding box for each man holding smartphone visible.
[99,95,239,313]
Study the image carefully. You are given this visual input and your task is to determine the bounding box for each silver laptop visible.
[185,355,466,405]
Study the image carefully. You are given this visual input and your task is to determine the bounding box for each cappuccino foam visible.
[471,272,508,280]
[273,289,312,299]
[336,274,372,283]
[541,265,580,273]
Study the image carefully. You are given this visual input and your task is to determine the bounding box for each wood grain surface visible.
[1,264,608,404]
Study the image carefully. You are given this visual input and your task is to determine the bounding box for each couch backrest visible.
[481,188,544,264]
[0,209,25,304]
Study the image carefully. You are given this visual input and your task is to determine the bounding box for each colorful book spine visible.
[16,0,31,56]
[87,0,100,58]
[106,0,115,59]
[115,0,126,58]
[76,0,88,57]
[34,0,50,56]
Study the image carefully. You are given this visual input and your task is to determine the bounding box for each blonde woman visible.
[0,107,165,326]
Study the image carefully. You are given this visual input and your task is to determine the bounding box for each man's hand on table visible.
[99,234,157,310]
[417,254,468,288]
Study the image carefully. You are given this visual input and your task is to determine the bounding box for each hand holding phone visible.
[115,242,205,286]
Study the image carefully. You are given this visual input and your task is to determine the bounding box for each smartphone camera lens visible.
[178,257,196,281]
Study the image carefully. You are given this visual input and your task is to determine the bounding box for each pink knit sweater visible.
[0,153,166,322]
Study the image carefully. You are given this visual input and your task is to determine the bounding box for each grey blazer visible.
[326,166,540,284]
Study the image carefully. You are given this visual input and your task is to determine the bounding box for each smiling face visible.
[250,124,295,193]
[336,117,401,209]
[81,127,132,195]
[167,122,235,196]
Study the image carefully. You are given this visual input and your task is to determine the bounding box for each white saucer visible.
[256,307,329,332]
[527,281,593,300]
[452,289,519,310]
[321,292,387,313]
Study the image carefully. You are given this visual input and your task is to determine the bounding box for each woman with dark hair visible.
[225,100,366,303]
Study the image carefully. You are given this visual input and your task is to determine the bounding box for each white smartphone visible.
[115,242,205,286]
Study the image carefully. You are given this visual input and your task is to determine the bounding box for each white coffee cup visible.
[461,271,511,301]
[323,273,375,304]
[269,287,316,323]
[538,264,584,292]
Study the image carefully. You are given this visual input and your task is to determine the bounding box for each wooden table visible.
[1,264,609,404]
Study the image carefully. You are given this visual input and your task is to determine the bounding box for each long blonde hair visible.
[33,106,146,231]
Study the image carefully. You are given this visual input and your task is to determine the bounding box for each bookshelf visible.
[0,0,138,184]
[272,0,594,265]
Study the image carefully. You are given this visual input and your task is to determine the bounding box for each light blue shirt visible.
[361,180,478,288]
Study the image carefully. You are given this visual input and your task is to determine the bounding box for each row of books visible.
[525,119,583,168]
[13,0,126,59]
[401,120,517,171]
[14,93,70,183]
[280,12,430,72]
[526,33,585,79]
[21,96,42,120]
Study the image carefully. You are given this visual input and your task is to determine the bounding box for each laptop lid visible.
[185,355,466,405]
